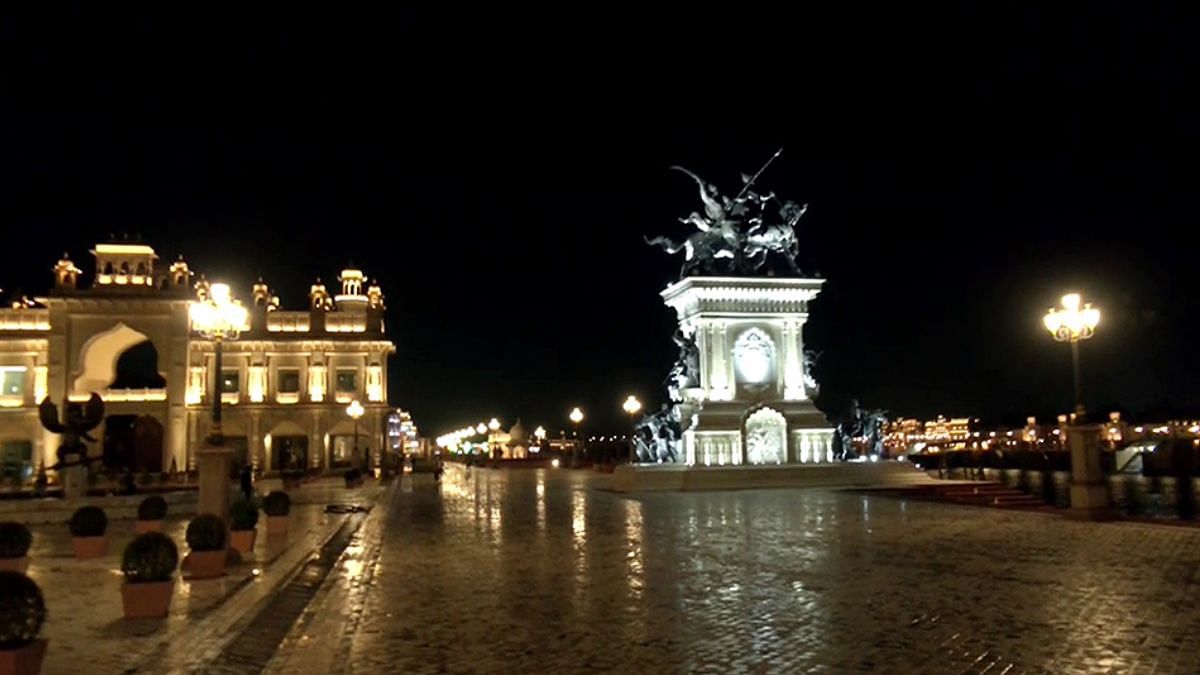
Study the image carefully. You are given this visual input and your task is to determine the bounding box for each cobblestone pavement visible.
[24,479,383,674]
[265,464,1200,675]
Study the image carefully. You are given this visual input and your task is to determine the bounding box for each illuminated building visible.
[0,242,394,480]
[387,409,421,457]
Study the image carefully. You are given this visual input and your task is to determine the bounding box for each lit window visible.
[336,370,357,392]
[277,370,300,393]
[0,368,25,397]
[221,371,239,394]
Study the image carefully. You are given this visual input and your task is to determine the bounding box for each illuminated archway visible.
[72,323,158,396]
[745,406,787,465]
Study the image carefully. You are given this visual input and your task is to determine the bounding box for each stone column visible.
[1067,424,1112,519]
[710,322,729,399]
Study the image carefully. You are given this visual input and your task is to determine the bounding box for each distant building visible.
[387,409,420,457]
[0,242,394,481]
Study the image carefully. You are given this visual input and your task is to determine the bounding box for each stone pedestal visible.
[197,444,234,521]
[1067,424,1113,519]
[660,276,834,467]
[61,453,88,500]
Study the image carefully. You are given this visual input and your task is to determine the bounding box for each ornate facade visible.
[0,242,394,480]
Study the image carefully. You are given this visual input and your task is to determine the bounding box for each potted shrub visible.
[228,499,259,556]
[120,533,178,619]
[184,514,226,579]
[68,506,108,560]
[135,496,168,534]
[343,468,363,488]
[0,572,47,675]
[263,491,291,535]
[0,526,31,575]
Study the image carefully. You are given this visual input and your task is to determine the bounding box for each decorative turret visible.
[366,280,385,333]
[309,278,332,311]
[367,281,384,309]
[252,278,271,306]
[251,278,272,332]
[90,242,158,290]
[194,275,211,301]
[53,254,81,291]
[309,278,331,332]
[335,267,368,312]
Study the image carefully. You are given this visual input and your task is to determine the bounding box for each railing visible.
[912,447,1200,520]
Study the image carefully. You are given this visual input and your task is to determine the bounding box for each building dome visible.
[508,418,527,444]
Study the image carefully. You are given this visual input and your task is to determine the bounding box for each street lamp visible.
[1043,292,1100,417]
[569,407,584,465]
[346,399,365,470]
[622,395,642,463]
[488,418,500,431]
[189,282,248,445]
[476,422,487,435]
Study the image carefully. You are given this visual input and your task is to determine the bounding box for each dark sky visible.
[3,6,1200,434]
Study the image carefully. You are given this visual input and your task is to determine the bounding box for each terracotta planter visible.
[121,579,175,619]
[134,520,163,534]
[229,529,257,556]
[186,550,226,579]
[71,535,108,560]
[0,639,47,675]
[266,515,289,535]
[0,557,28,574]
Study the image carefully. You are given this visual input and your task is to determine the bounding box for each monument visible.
[641,150,835,468]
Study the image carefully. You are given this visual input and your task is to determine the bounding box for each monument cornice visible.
[661,276,825,321]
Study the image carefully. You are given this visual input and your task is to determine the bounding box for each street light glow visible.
[346,399,365,420]
[488,418,501,431]
[622,395,642,416]
[1043,293,1100,342]
[569,407,584,424]
[476,422,487,434]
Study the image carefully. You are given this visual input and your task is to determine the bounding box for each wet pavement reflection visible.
[275,465,1200,674]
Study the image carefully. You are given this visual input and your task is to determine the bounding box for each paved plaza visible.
[263,465,1200,674]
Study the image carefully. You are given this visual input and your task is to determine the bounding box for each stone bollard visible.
[1067,424,1114,520]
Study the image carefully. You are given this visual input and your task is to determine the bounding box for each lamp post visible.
[488,418,501,459]
[569,407,584,467]
[346,399,365,470]
[189,283,248,445]
[1043,293,1101,417]
[622,395,642,464]
[189,282,248,522]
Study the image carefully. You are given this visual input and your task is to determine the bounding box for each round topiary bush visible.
[230,499,259,531]
[69,506,108,538]
[185,514,226,552]
[121,532,178,584]
[263,491,291,517]
[0,571,45,650]
[137,495,168,522]
[0,523,32,560]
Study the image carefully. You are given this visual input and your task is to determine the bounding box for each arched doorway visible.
[105,414,164,472]
[744,406,787,465]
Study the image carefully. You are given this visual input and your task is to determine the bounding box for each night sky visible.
[4,6,1200,434]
